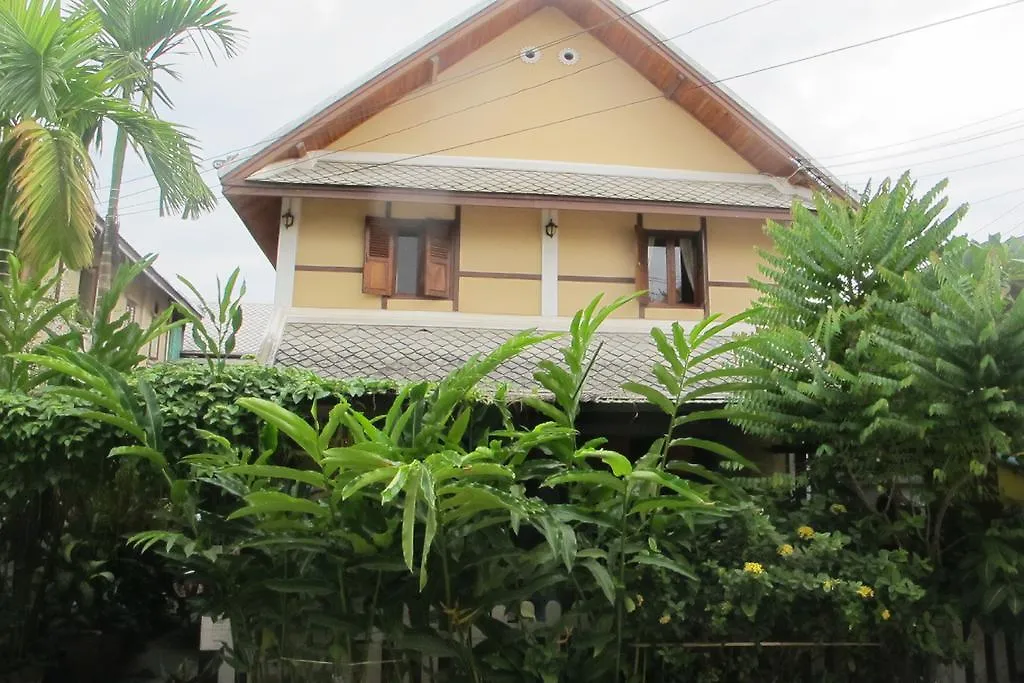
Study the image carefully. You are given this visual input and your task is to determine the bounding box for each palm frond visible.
[8,118,96,268]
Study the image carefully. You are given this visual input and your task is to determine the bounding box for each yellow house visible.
[220,0,838,413]
[64,232,197,362]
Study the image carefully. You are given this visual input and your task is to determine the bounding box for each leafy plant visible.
[0,254,80,391]
[178,266,245,373]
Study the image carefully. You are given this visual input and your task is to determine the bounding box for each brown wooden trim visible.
[644,302,705,311]
[709,280,754,289]
[558,275,634,284]
[461,270,541,281]
[452,206,462,311]
[365,215,457,231]
[295,264,363,273]
[226,183,794,221]
[637,213,646,319]
[385,293,452,300]
[700,217,710,317]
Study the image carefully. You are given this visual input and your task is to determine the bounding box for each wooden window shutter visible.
[362,220,394,296]
[422,225,453,299]
[635,223,649,303]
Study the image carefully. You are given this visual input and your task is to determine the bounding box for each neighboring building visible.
[61,232,197,362]
[217,0,841,451]
[180,302,275,362]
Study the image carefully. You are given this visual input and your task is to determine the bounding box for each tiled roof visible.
[182,302,275,357]
[248,155,806,210]
[271,321,735,403]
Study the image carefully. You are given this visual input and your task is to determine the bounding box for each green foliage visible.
[178,266,245,373]
[86,254,187,370]
[735,173,1024,634]
[0,254,79,390]
[24,295,755,683]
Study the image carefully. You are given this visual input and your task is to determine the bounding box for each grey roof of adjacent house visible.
[182,302,276,357]
[270,319,735,403]
[249,153,811,210]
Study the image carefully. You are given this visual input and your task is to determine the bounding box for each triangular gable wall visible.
[327,7,756,173]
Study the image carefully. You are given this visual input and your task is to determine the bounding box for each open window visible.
[362,216,455,299]
[635,227,705,307]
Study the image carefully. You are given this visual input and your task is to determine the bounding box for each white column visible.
[274,197,301,308]
[541,208,559,317]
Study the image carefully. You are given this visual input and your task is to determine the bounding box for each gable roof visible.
[222,0,842,262]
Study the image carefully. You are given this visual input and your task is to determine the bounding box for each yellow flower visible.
[743,562,764,575]
[777,543,794,557]
[881,609,891,621]
[797,525,815,539]
[830,503,847,514]
[856,585,875,599]
[822,578,838,592]
[659,614,671,625]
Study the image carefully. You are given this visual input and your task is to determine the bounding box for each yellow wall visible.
[294,271,380,309]
[706,217,771,283]
[291,199,767,318]
[558,210,634,278]
[560,281,639,319]
[328,7,754,173]
[460,206,540,274]
[460,277,541,315]
[296,198,368,268]
[120,275,175,362]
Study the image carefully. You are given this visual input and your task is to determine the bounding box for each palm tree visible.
[0,0,210,271]
[81,0,242,304]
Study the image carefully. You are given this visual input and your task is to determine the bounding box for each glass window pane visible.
[676,237,697,304]
[647,236,668,303]
[395,234,421,295]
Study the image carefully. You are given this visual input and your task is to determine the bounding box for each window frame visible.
[363,216,456,300]
[637,227,706,310]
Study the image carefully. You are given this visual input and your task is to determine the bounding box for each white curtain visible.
[678,238,696,289]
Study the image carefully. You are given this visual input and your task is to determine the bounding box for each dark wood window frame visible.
[635,226,706,309]
[362,215,456,300]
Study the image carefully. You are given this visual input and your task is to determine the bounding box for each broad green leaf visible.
[581,559,616,605]
[110,445,167,469]
[631,553,697,580]
[222,465,327,489]
[344,466,403,499]
[544,471,626,493]
[574,448,632,476]
[628,470,708,503]
[622,381,676,415]
[238,398,320,461]
[402,467,422,574]
[228,491,327,519]
[322,446,393,473]
[668,437,756,471]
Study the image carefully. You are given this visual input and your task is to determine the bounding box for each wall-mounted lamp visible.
[544,218,558,238]
[281,209,295,229]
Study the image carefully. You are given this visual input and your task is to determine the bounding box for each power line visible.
[94,0,679,195]
[812,105,1024,162]
[832,129,1024,177]
[825,120,1024,171]
[119,0,1024,219]
[968,196,1024,237]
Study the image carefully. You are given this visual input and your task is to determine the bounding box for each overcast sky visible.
[104,0,1024,302]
